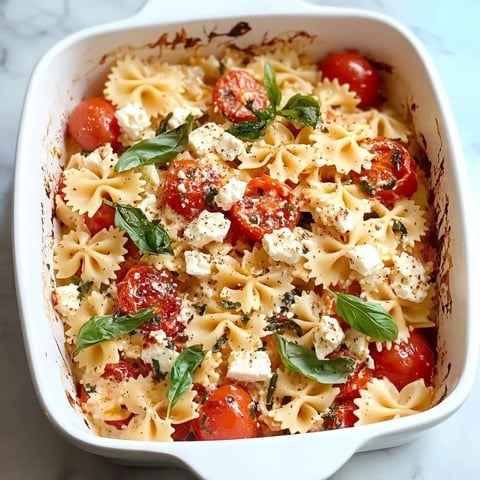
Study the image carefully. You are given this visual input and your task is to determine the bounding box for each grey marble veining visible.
[2,1,480,479]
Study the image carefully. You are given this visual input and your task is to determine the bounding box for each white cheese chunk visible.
[214,177,247,211]
[167,106,204,129]
[390,252,429,303]
[346,244,383,276]
[342,329,373,368]
[313,315,345,359]
[316,203,355,234]
[262,227,304,265]
[184,250,212,277]
[189,122,245,161]
[183,210,231,248]
[141,330,179,375]
[227,350,272,383]
[54,284,81,316]
[115,102,152,142]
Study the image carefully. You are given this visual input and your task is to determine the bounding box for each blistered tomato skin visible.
[193,384,257,440]
[230,175,300,242]
[116,265,183,337]
[67,97,120,152]
[213,70,270,122]
[163,158,223,221]
[84,202,116,235]
[370,329,435,391]
[319,51,381,109]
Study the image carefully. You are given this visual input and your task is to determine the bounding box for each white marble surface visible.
[2,0,479,479]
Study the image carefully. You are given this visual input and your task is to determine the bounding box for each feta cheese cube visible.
[214,177,247,211]
[390,252,429,303]
[227,350,272,383]
[141,330,179,375]
[184,250,212,277]
[115,102,152,142]
[167,106,204,129]
[313,315,345,359]
[183,210,231,248]
[346,244,383,276]
[316,203,355,233]
[54,284,81,316]
[262,227,304,265]
[342,329,373,368]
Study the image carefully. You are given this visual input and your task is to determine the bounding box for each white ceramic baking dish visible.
[13,0,479,479]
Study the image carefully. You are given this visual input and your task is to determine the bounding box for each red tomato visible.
[84,202,115,235]
[116,265,183,337]
[319,51,381,109]
[115,239,141,282]
[230,175,299,242]
[370,329,435,391]
[212,70,270,122]
[323,400,358,429]
[351,137,418,206]
[336,361,373,401]
[102,358,152,381]
[193,384,257,440]
[163,158,223,221]
[104,412,136,430]
[171,420,196,441]
[67,97,120,152]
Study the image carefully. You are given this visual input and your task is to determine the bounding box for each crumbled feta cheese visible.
[184,250,212,277]
[316,203,355,233]
[313,315,345,359]
[390,252,429,303]
[54,284,81,316]
[214,177,247,211]
[189,122,245,161]
[167,106,204,129]
[343,329,373,368]
[262,227,304,265]
[346,244,383,276]
[115,102,152,142]
[141,330,179,375]
[183,210,231,248]
[227,350,272,382]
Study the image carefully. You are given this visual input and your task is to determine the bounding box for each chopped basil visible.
[393,219,408,239]
[74,308,156,356]
[363,211,380,221]
[266,317,303,337]
[282,288,300,307]
[391,148,402,170]
[227,116,271,140]
[83,383,96,394]
[220,300,241,310]
[212,333,228,352]
[71,277,93,300]
[241,313,251,325]
[326,289,398,341]
[266,372,278,407]
[156,112,173,135]
[193,303,207,315]
[114,115,193,172]
[104,200,173,255]
[152,358,167,381]
[274,333,355,384]
[360,179,375,195]
[167,345,206,418]
[204,186,219,209]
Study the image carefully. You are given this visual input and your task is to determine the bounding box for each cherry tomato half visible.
[336,360,373,401]
[102,358,152,381]
[230,175,300,242]
[323,399,358,429]
[351,137,418,207]
[319,51,380,109]
[213,70,270,122]
[163,158,223,221]
[116,265,183,337]
[193,384,257,440]
[67,97,120,152]
[84,202,116,235]
[370,329,435,391]
[104,412,136,430]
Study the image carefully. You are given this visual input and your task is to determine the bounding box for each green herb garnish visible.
[392,219,408,239]
[326,289,398,341]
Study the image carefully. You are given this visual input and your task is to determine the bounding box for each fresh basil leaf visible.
[327,289,398,341]
[104,200,173,255]
[74,308,155,356]
[274,333,355,384]
[167,345,206,418]
[156,112,173,135]
[263,62,282,111]
[227,117,270,140]
[279,94,320,127]
[115,115,193,172]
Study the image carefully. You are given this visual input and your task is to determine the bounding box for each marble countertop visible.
[2,0,479,479]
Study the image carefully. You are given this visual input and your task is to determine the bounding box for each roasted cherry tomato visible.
[163,158,223,221]
[319,51,381,109]
[230,175,300,242]
[117,265,183,337]
[104,412,136,430]
[351,137,418,206]
[171,420,196,441]
[213,70,270,122]
[84,202,116,235]
[67,97,120,152]
[193,384,257,440]
[370,329,435,391]
[336,361,373,401]
[323,399,358,429]
[102,358,152,381]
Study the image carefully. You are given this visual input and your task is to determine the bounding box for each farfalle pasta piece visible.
[62,145,145,217]
[354,377,434,425]
[314,77,359,112]
[53,227,127,286]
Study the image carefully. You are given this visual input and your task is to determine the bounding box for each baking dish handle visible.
[131,0,319,24]
[180,433,365,480]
